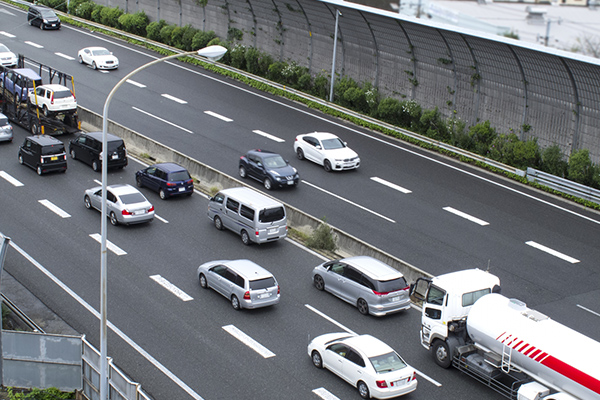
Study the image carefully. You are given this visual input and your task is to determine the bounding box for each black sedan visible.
[238,149,299,190]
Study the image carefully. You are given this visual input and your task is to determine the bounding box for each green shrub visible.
[488,135,540,169]
[267,61,285,82]
[297,72,312,92]
[118,11,149,36]
[159,24,176,46]
[311,72,329,99]
[244,47,261,74]
[419,107,448,141]
[364,83,379,116]
[541,144,568,177]
[90,4,105,23]
[333,76,359,103]
[399,100,422,131]
[568,148,595,186]
[341,87,367,113]
[180,25,198,51]
[229,44,246,69]
[7,387,74,400]
[38,0,67,12]
[192,30,217,49]
[67,0,88,14]
[74,1,95,19]
[146,20,167,41]
[468,120,497,155]
[306,219,337,251]
[170,26,184,49]
[100,7,123,28]
[376,97,402,126]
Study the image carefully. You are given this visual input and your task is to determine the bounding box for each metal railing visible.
[526,168,600,205]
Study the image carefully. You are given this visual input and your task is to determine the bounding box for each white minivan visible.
[207,187,287,245]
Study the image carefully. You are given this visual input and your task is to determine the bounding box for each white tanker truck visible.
[411,269,600,400]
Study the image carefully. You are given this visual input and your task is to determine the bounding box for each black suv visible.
[69,131,127,171]
[18,135,67,175]
[239,149,299,190]
[27,5,61,30]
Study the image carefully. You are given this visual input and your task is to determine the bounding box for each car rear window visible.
[373,277,408,293]
[107,140,125,152]
[0,116,8,126]
[249,277,276,290]
[369,351,407,373]
[41,144,65,155]
[168,170,191,182]
[53,90,73,99]
[259,207,284,223]
[119,193,146,204]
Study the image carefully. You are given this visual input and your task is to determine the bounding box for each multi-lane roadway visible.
[1,3,599,400]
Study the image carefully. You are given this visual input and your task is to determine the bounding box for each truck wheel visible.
[31,122,40,135]
[432,340,452,369]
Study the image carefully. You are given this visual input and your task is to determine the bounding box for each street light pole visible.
[99,45,227,400]
[329,9,342,103]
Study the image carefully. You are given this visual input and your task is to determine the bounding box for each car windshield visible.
[0,45,10,52]
[92,49,111,56]
[118,193,147,204]
[53,90,73,99]
[26,79,43,89]
[258,207,284,223]
[373,277,408,293]
[41,145,64,155]
[168,170,191,181]
[369,352,407,373]
[263,155,287,169]
[321,138,345,150]
[249,277,276,290]
[40,9,56,17]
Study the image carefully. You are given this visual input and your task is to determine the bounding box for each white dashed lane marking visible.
[161,94,187,104]
[204,111,232,122]
[526,241,579,263]
[222,325,275,358]
[89,233,127,256]
[371,177,411,194]
[150,275,193,301]
[443,206,489,226]
[0,171,24,187]
[252,129,284,143]
[55,52,75,60]
[312,388,341,400]
[25,41,43,48]
[38,199,71,218]
[126,79,146,88]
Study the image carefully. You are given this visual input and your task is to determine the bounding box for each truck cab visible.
[411,269,500,367]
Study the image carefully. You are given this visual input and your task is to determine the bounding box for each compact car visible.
[28,84,77,116]
[0,112,13,142]
[18,135,67,175]
[312,256,410,316]
[84,184,154,226]
[197,259,280,310]
[239,149,299,190]
[0,44,17,68]
[0,68,43,102]
[136,162,194,199]
[78,47,119,70]
[69,131,127,171]
[294,132,360,172]
[27,5,61,30]
[308,333,417,399]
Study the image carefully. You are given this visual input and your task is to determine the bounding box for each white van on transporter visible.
[207,187,287,245]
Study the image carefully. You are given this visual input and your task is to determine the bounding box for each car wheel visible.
[78,55,83,64]
[109,212,118,226]
[311,351,323,369]
[214,216,223,230]
[314,275,325,291]
[199,273,208,289]
[357,381,370,399]
[92,160,100,172]
[263,178,273,190]
[136,176,143,188]
[36,166,43,176]
[28,19,33,26]
[357,298,369,315]
[432,340,452,368]
[92,61,97,70]
[84,195,92,209]
[296,148,305,160]
[159,189,167,200]
[18,154,24,165]
[239,166,247,178]
[324,159,332,172]
[231,295,240,310]
[40,22,44,30]
[43,105,49,117]
[241,230,251,245]
[70,149,77,159]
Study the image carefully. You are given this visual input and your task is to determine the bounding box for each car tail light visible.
[166,182,176,187]
[148,206,154,212]
[122,209,132,216]
[277,285,280,294]
[373,290,389,296]
[410,372,416,381]
[243,291,251,300]
[376,380,388,388]
[50,92,54,104]
[186,179,193,184]
[255,231,259,236]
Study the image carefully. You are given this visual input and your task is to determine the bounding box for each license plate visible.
[51,156,58,161]
[287,180,294,185]
[111,154,119,160]
[393,379,406,386]
[258,293,271,299]
[391,296,400,302]
[178,187,185,192]
[134,210,145,215]
[268,228,278,234]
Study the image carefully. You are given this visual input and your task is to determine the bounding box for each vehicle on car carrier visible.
[0,54,80,136]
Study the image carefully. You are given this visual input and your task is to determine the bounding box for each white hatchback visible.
[78,46,119,70]
[294,132,360,171]
[28,84,77,116]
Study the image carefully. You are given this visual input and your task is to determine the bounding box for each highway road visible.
[1,2,599,399]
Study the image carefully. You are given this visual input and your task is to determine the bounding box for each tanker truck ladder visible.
[502,344,512,373]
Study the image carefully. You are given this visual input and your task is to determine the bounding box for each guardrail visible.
[526,167,600,205]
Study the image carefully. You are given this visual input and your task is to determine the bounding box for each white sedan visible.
[0,43,17,67]
[308,333,417,399]
[78,47,119,70]
[294,132,360,171]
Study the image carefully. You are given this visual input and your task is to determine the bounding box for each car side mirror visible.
[343,142,348,147]
[316,145,322,150]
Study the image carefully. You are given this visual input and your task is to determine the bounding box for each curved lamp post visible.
[99,45,227,400]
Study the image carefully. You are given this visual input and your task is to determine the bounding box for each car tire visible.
[36,166,43,176]
[263,178,273,190]
[70,149,77,159]
[84,195,92,209]
[357,298,369,315]
[296,148,305,160]
[40,22,44,30]
[31,122,40,135]
[28,19,33,26]
[214,216,223,230]
[78,55,83,64]
[239,166,247,178]
[136,176,143,188]
[159,189,167,200]
[18,154,24,165]
[358,381,370,399]
[199,273,208,289]
[241,230,251,246]
[314,275,325,291]
[324,159,332,172]
[92,160,100,172]
[43,105,49,117]
[92,61,97,70]
[231,295,240,310]
[311,351,323,369]
[432,339,452,368]
[109,212,118,226]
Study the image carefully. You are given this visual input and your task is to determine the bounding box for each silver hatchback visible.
[197,259,280,310]
[312,256,410,316]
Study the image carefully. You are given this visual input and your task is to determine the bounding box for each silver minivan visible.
[197,259,280,310]
[312,256,411,316]
[207,187,287,245]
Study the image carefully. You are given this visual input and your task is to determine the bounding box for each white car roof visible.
[343,334,394,357]
[432,268,500,293]
[342,256,403,281]
[107,184,141,196]
[38,84,71,92]
[303,132,340,140]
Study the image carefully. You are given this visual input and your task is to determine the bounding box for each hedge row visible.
[33,0,600,189]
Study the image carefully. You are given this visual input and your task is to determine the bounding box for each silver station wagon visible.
[312,256,410,316]
[197,259,280,310]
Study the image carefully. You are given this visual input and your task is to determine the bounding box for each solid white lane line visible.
[371,177,412,194]
[161,94,187,104]
[126,79,146,88]
[25,41,43,48]
[312,388,340,400]
[38,199,71,218]
[204,111,233,122]
[285,238,329,261]
[0,31,16,37]
[443,206,489,226]
[0,171,24,187]
[93,179,102,185]
[305,304,357,335]
[252,129,285,143]
[89,233,127,256]
[149,275,193,301]
[9,240,206,400]
[55,52,75,60]
[154,214,169,223]
[577,304,600,318]
[302,180,395,223]
[132,107,193,134]
[525,241,580,263]
[222,325,275,358]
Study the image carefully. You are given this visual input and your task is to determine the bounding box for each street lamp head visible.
[196,45,228,61]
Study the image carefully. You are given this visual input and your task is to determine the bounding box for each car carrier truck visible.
[411,269,600,400]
